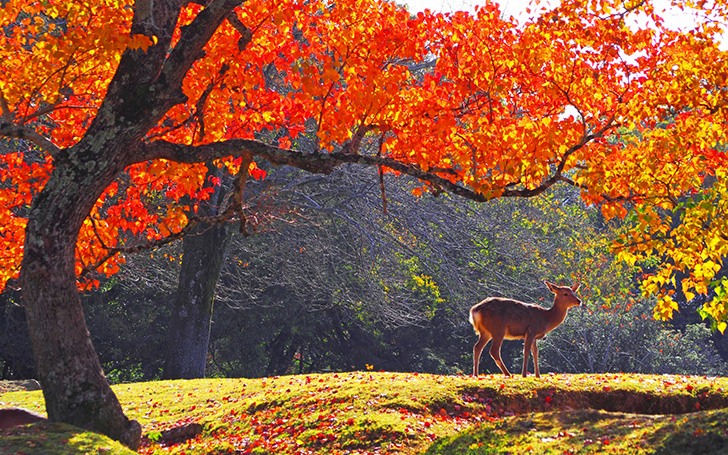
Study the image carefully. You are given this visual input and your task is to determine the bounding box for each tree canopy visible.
[1,0,728,448]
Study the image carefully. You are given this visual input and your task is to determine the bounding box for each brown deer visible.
[0,407,47,429]
[470,281,581,377]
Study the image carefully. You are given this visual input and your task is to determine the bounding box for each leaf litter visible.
[2,372,728,454]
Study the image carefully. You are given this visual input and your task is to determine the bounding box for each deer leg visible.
[473,333,491,376]
[532,340,540,378]
[522,334,536,377]
[489,337,511,376]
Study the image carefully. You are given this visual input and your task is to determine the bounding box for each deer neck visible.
[545,301,569,331]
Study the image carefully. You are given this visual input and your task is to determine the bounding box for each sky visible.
[405,0,536,19]
[403,0,716,32]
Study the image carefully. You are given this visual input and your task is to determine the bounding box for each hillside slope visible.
[2,372,728,454]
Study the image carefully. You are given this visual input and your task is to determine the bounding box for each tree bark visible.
[12,2,263,446]
[19,153,141,449]
[163,166,232,379]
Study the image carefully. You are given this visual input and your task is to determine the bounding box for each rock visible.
[19,379,42,391]
[145,422,204,445]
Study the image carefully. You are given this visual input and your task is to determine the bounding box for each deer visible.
[470,281,581,378]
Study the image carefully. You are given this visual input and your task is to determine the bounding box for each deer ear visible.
[571,283,581,292]
[544,281,558,293]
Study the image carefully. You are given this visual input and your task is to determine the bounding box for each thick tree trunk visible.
[14,1,240,448]
[19,154,141,449]
[163,166,231,379]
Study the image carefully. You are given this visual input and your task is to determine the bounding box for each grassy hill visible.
[2,372,728,454]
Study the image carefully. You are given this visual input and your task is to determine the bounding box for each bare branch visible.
[79,208,239,277]
[377,135,387,214]
[21,100,63,124]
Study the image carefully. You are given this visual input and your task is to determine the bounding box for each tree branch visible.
[0,122,61,157]
[137,138,574,203]
[226,10,253,51]
[79,209,238,277]
[137,138,338,175]
[0,88,12,123]
[154,0,242,98]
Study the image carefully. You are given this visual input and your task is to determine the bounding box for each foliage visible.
[201,168,625,378]
[1,0,728,321]
[0,421,138,455]
[6,165,718,383]
[6,163,725,384]
[541,297,728,376]
[4,373,728,454]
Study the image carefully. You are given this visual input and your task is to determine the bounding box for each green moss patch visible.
[424,408,728,454]
[1,421,137,455]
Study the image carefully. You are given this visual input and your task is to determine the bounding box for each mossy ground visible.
[2,372,728,454]
[425,408,728,454]
[0,420,137,455]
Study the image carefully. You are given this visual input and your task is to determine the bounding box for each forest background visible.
[3,161,727,382]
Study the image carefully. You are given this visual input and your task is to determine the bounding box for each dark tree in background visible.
[162,165,233,380]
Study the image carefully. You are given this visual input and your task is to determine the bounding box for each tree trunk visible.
[14,1,238,448]
[0,289,36,379]
[19,152,141,449]
[266,327,296,376]
[162,166,232,379]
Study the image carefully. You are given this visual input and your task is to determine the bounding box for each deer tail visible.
[469,307,481,334]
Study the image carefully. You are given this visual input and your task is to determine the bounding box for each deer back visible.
[470,297,552,339]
